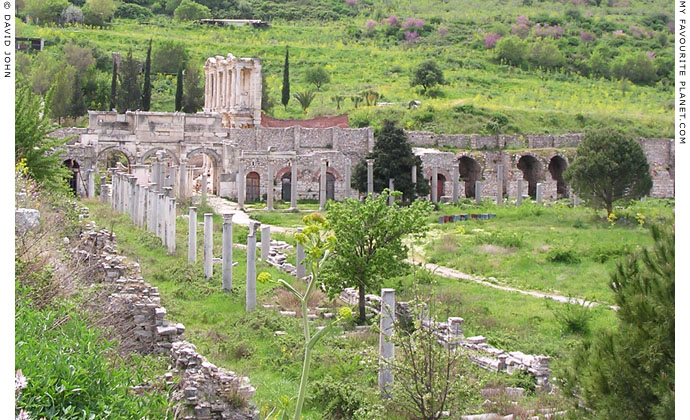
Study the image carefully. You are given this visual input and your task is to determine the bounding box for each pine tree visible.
[109,58,117,111]
[142,39,152,111]
[69,73,87,119]
[175,68,184,112]
[48,66,75,125]
[352,120,430,202]
[116,48,141,113]
[281,46,290,110]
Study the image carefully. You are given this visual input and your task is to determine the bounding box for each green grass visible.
[422,198,674,303]
[81,198,625,416]
[17,8,673,137]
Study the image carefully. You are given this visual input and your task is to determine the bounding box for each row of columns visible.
[107,171,177,255]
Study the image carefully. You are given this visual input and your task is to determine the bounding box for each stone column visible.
[169,166,178,198]
[366,159,374,196]
[344,159,351,199]
[141,186,148,229]
[204,213,213,279]
[516,179,524,206]
[178,160,187,201]
[261,225,270,260]
[237,161,245,210]
[201,173,208,203]
[168,198,176,254]
[204,70,210,110]
[101,185,109,204]
[148,183,157,232]
[536,183,543,203]
[411,164,417,186]
[388,178,395,206]
[119,174,126,213]
[157,193,165,239]
[496,165,504,206]
[246,222,259,311]
[133,185,140,227]
[87,169,95,198]
[475,181,482,205]
[222,213,234,291]
[129,176,137,222]
[266,160,274,210]
[431,167,438,204]
[452,164,459,204]
[573,194,580,206]
[378,288,395,396]
[319,159,327,211]
[290,160,298,210]
[188,207,197,263]
[296,227,305,279]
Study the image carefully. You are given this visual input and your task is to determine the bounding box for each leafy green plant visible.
[293,90,316,112]
[547,297,594,335]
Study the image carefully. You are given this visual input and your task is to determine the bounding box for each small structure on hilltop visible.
[200,19,270,28]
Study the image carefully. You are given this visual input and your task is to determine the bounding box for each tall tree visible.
[175,68,184,112]
[560,225,674,420]
[142,39,152,111]
[410,60,445,93]
[116,48,141,113]
[109,58,117,111]
[47,66,75,125]
[564,129,653,215]
[69,73,87,119]
[281,47,290,110]
[323,190,433,323]
[182,65,204,113]
[353,120,430,202]
[15,83,71,191]
[261,71,274,113]
[304,66,330,91]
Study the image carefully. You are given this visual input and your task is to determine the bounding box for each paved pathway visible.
[204,195,296,234]
[410,257,618,311]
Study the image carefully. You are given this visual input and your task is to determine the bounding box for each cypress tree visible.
[117,48,142,113]
[281,46,290,110]
[109,58,117,111]
[142,39,152,111]
[175,68,184,112]
[69,73,87,119]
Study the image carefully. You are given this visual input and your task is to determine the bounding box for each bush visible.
[26,0,70,24]
[548,298,594,335]
[311,376,382,419]
[529,39,565,69]
[547,248,581,264]
[60,5,83,24]
[115,2,153,19]
[495,36,528,67]
[174,0,211,21]
[152,40,188,74]
[83,0,115,26]
[611,52,657,84]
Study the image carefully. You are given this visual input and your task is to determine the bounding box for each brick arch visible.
[275,165,293,181]
[547,154,569,197]
[140,147,180,165]
[96,146,135,169]
[424,168,452,198]
[186,147,222,167]
[516,153,544,198]
[311,167,343,182]
[456,154,483,198]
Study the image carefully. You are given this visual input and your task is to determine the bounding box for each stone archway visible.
[141,147,180,165]
[246,172,260,201]
[97,146,133,172]
[64,159,80,194]
[458,156,482,198]
[187,147,222,195]
[517,155,543,198]
[548,155,568,198]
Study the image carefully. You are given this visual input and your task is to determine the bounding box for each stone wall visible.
[76,225,257,419]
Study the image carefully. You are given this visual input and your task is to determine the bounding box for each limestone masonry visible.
[60,52,674,203]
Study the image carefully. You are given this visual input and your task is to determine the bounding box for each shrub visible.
[311,376,382,419]
[611,52,657,84]
[152,40,188,74]
[547,248,581,264]
[83,0,115,26]
[174,0,211,21]
[548,298,594,335]
[495,36,528,67]
[60,5,83,24]
[115,3,153,19]
[529,39,565,69]
[410,60,444,92]
[484,33,502,49]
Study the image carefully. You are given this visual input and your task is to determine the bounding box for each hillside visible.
[16,0,674,136]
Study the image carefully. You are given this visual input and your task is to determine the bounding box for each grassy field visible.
[421,198,674,303]
[82,198,624,417]
[17,4,674,137]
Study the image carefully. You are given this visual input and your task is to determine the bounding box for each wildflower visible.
[484,33,502,49]
[607,212,617,226]
[365,19,377,30]
[257,272,272,284]
[404,31,420,43]
[16,409,30,420]
[15,370,27,391]
[338,306,353,321]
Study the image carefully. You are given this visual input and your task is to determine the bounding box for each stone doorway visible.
[281,173,291,201]
[246,172,260,201]
[326,173,335,200]
[64,159,80,194]
[517,155,542,198]
[458,156,481,198]
[548,156,568,198]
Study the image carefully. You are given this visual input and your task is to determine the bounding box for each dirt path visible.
[409,257,618,311]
